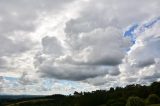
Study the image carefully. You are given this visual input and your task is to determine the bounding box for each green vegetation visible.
[126,96,145,106]
[1,81,160,106]
[146,94,160,105]
[149,104,160,106]
[7,99,54,106]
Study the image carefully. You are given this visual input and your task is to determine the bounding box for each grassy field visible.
[6,99,55,106]
[97,104,160,106]
[149,104,160,106]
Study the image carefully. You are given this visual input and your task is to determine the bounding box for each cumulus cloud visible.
[0,0,76,94]
[35,0,160,92]
[65,27,130,65]
[120,18,160,85]
[0,0,75,55]
[37,27,128,81]
[0,0,75,56]
[1,0,160,95]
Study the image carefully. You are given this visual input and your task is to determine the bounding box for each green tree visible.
[126,96,145,106]
[150,82,160,96]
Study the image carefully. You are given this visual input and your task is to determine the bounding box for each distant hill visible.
[0,95,43,106]
[0,95,40,99]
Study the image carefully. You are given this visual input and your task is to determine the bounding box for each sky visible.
[0,0,160,95]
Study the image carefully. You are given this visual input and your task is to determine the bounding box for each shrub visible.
[126,96,145,106]
[146,94,160,105]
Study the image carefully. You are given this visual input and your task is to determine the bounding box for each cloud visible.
[0,35,34,56]
[0,57,8,70]
[65,0,160,34]
[42,36,64,55]
[1,0,160,95]
[65,27,130,65]
[36,0,160,89]
[39,65,109,81]
[120,18,160,85]
[0,0,74,34]
[37,27,128,81]
[0,0,75,72]
[0,0,76,56]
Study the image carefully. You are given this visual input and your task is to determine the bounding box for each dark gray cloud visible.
[0,57,7,69]
[39,65,110,81]
[0,35,33,56]
[83,67,120,86]
[142,73,160,83]
[42,36,63,55]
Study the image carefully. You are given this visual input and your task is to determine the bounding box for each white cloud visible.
[1,0,160,95]
[120,18,160,85]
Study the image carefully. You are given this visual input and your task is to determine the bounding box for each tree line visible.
[1,81,160,106]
